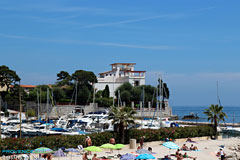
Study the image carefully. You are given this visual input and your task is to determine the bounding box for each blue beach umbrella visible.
[162,142,179,149]
[120,153,136,160]
[65,148,79,153]
[136,154,155,159]
[65,148,79,160]
[136,149,152,154]
[53,149,66,157]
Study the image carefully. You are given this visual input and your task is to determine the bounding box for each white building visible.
[95,63,146,97]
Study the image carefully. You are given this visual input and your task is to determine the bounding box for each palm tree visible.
[109,106,136,143]
[204,104,227,136]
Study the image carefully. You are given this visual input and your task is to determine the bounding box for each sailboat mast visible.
[75,81,78,105]
[19,82,22,138]
[40,87,41,120]
[93,83,95,107]
[0,94,2,139]
[47,88,49,122]
[216,81,221,106]
[143,87,145,122]
[159,77,163,128]
[37,89,40,120]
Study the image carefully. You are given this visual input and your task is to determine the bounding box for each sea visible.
[172,106,240,124]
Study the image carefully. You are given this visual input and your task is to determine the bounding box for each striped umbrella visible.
[162,142,179,149]
[33,147,53,154]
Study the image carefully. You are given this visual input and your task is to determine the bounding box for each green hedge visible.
[127,125,215,143]
[0,126,214,155]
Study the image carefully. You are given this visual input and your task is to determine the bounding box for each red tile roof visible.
[20,85,36,88]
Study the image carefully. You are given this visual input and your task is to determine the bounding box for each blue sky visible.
[0,0,240,106]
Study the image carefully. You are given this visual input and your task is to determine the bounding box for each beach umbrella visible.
[136,154,155,159]
[65,148,79,153]
[65,148,79,160]
[162,142,179,149]
[100,143,116,153]
[33,147,53,154]
[114,144,125,149]
[136,149,152,154]
[100,143,116,149]
[120,153,136,160]
[84,146,102,152]
[53,149,66,157]
[162,142,179,154]
[114,144,125,154]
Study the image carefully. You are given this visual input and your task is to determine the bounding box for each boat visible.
[182,112,199,120]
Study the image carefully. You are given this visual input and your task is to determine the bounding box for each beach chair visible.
[78,145,85,154]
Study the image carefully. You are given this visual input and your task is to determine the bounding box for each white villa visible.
[95,63,146,97]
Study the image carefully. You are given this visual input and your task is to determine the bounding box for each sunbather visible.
[83,153,88,160]
[181,144,189,151]
[186,137,196,143]
[92,154,99,160]
[183,152,196,159]
[176,153,183,160]
[190,144,198,151]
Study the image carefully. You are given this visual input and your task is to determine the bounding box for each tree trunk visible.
[214,117,218,139]
[119,122,125,143]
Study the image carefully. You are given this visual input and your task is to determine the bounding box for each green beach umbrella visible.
[33,147,53,154]
[100,143,115,149]
[114,144,125,149]
[84,146,102,152]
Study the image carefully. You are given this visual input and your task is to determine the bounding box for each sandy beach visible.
[2,137,240,160]
[49,137,240,160]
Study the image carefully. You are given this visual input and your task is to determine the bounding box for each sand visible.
[3,137,240,160]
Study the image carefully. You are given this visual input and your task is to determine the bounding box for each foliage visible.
[0,65,21,93]
[52,87,66,102]
[204,104,227,135]
[102,85,110,98]
[56,71,72,86]
[26,109,35,117]
[115,83,158,107]
[72,70,97,88]
[120,90,131,104]
[77,85,91,105]
[4,85,26,111]
[95,90,103,98]
[109,106,136,143]
[126,125,214,143]
[27,85,50,103]
[95,97,113,107]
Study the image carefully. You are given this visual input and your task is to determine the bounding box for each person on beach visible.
[181,144,189,151]
[176,149,180,156]
[137,146,141,150]
[217,149,226,160]
[140,136,144,149]
[176,153,183,160]
[92,154,99,160]
[186,137,197,143]
[83,153,88,160]
[85,136,92,155]
[183,152,196,159]
[148,147,153,153]
[110,137,115,145]
[190,144,198,151]
[109,137,115,153]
